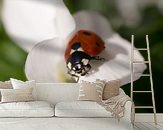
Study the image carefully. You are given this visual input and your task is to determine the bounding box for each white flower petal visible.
[79,34,147,85]
[25,38,71,83]
[2,0,75,52]
[73,11,113,40]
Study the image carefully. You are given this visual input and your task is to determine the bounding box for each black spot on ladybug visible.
[96,42,100,47]
[71,42,81,50]
[83,31,91,36]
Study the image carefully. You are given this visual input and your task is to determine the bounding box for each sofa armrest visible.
[122,101,132,122]
[119,89,133,123]
[118,100,133,129]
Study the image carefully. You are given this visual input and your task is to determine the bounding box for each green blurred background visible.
[0,0,163,113]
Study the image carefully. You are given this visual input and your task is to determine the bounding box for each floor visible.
[134,122,163,130]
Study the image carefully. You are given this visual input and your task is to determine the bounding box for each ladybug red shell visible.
[64,30,105,61]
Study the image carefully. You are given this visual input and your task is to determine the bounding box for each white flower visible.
[2,0,146,84]
[25,10,146,85]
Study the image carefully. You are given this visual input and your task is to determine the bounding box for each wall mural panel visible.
[0,0,162,113]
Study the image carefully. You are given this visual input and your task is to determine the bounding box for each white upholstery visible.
[35,83,125,105]
[0,83,133,130]
[55,101,112,117]
[10,78,37,100]
[55,88,126,118]
[36,83,80,105]
[35,83,132,120]
[0,117,132,130]
[0,101,54,117]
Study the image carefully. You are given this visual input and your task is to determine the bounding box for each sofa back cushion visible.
[103,80,121,100]
[35,83,125,106]
[36,83,79,105]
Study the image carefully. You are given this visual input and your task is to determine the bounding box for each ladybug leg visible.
[92,56,105,61]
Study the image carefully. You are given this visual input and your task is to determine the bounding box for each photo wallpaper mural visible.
[0,0,163,113]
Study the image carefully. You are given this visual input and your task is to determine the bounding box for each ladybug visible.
[64,30,105,81]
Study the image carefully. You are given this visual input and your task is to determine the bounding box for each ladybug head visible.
[66,51,92,78]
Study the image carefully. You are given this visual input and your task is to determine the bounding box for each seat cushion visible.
[0,101,54,117]
[55,101,112,117]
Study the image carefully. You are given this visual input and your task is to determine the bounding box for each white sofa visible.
[0,83,133,130]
